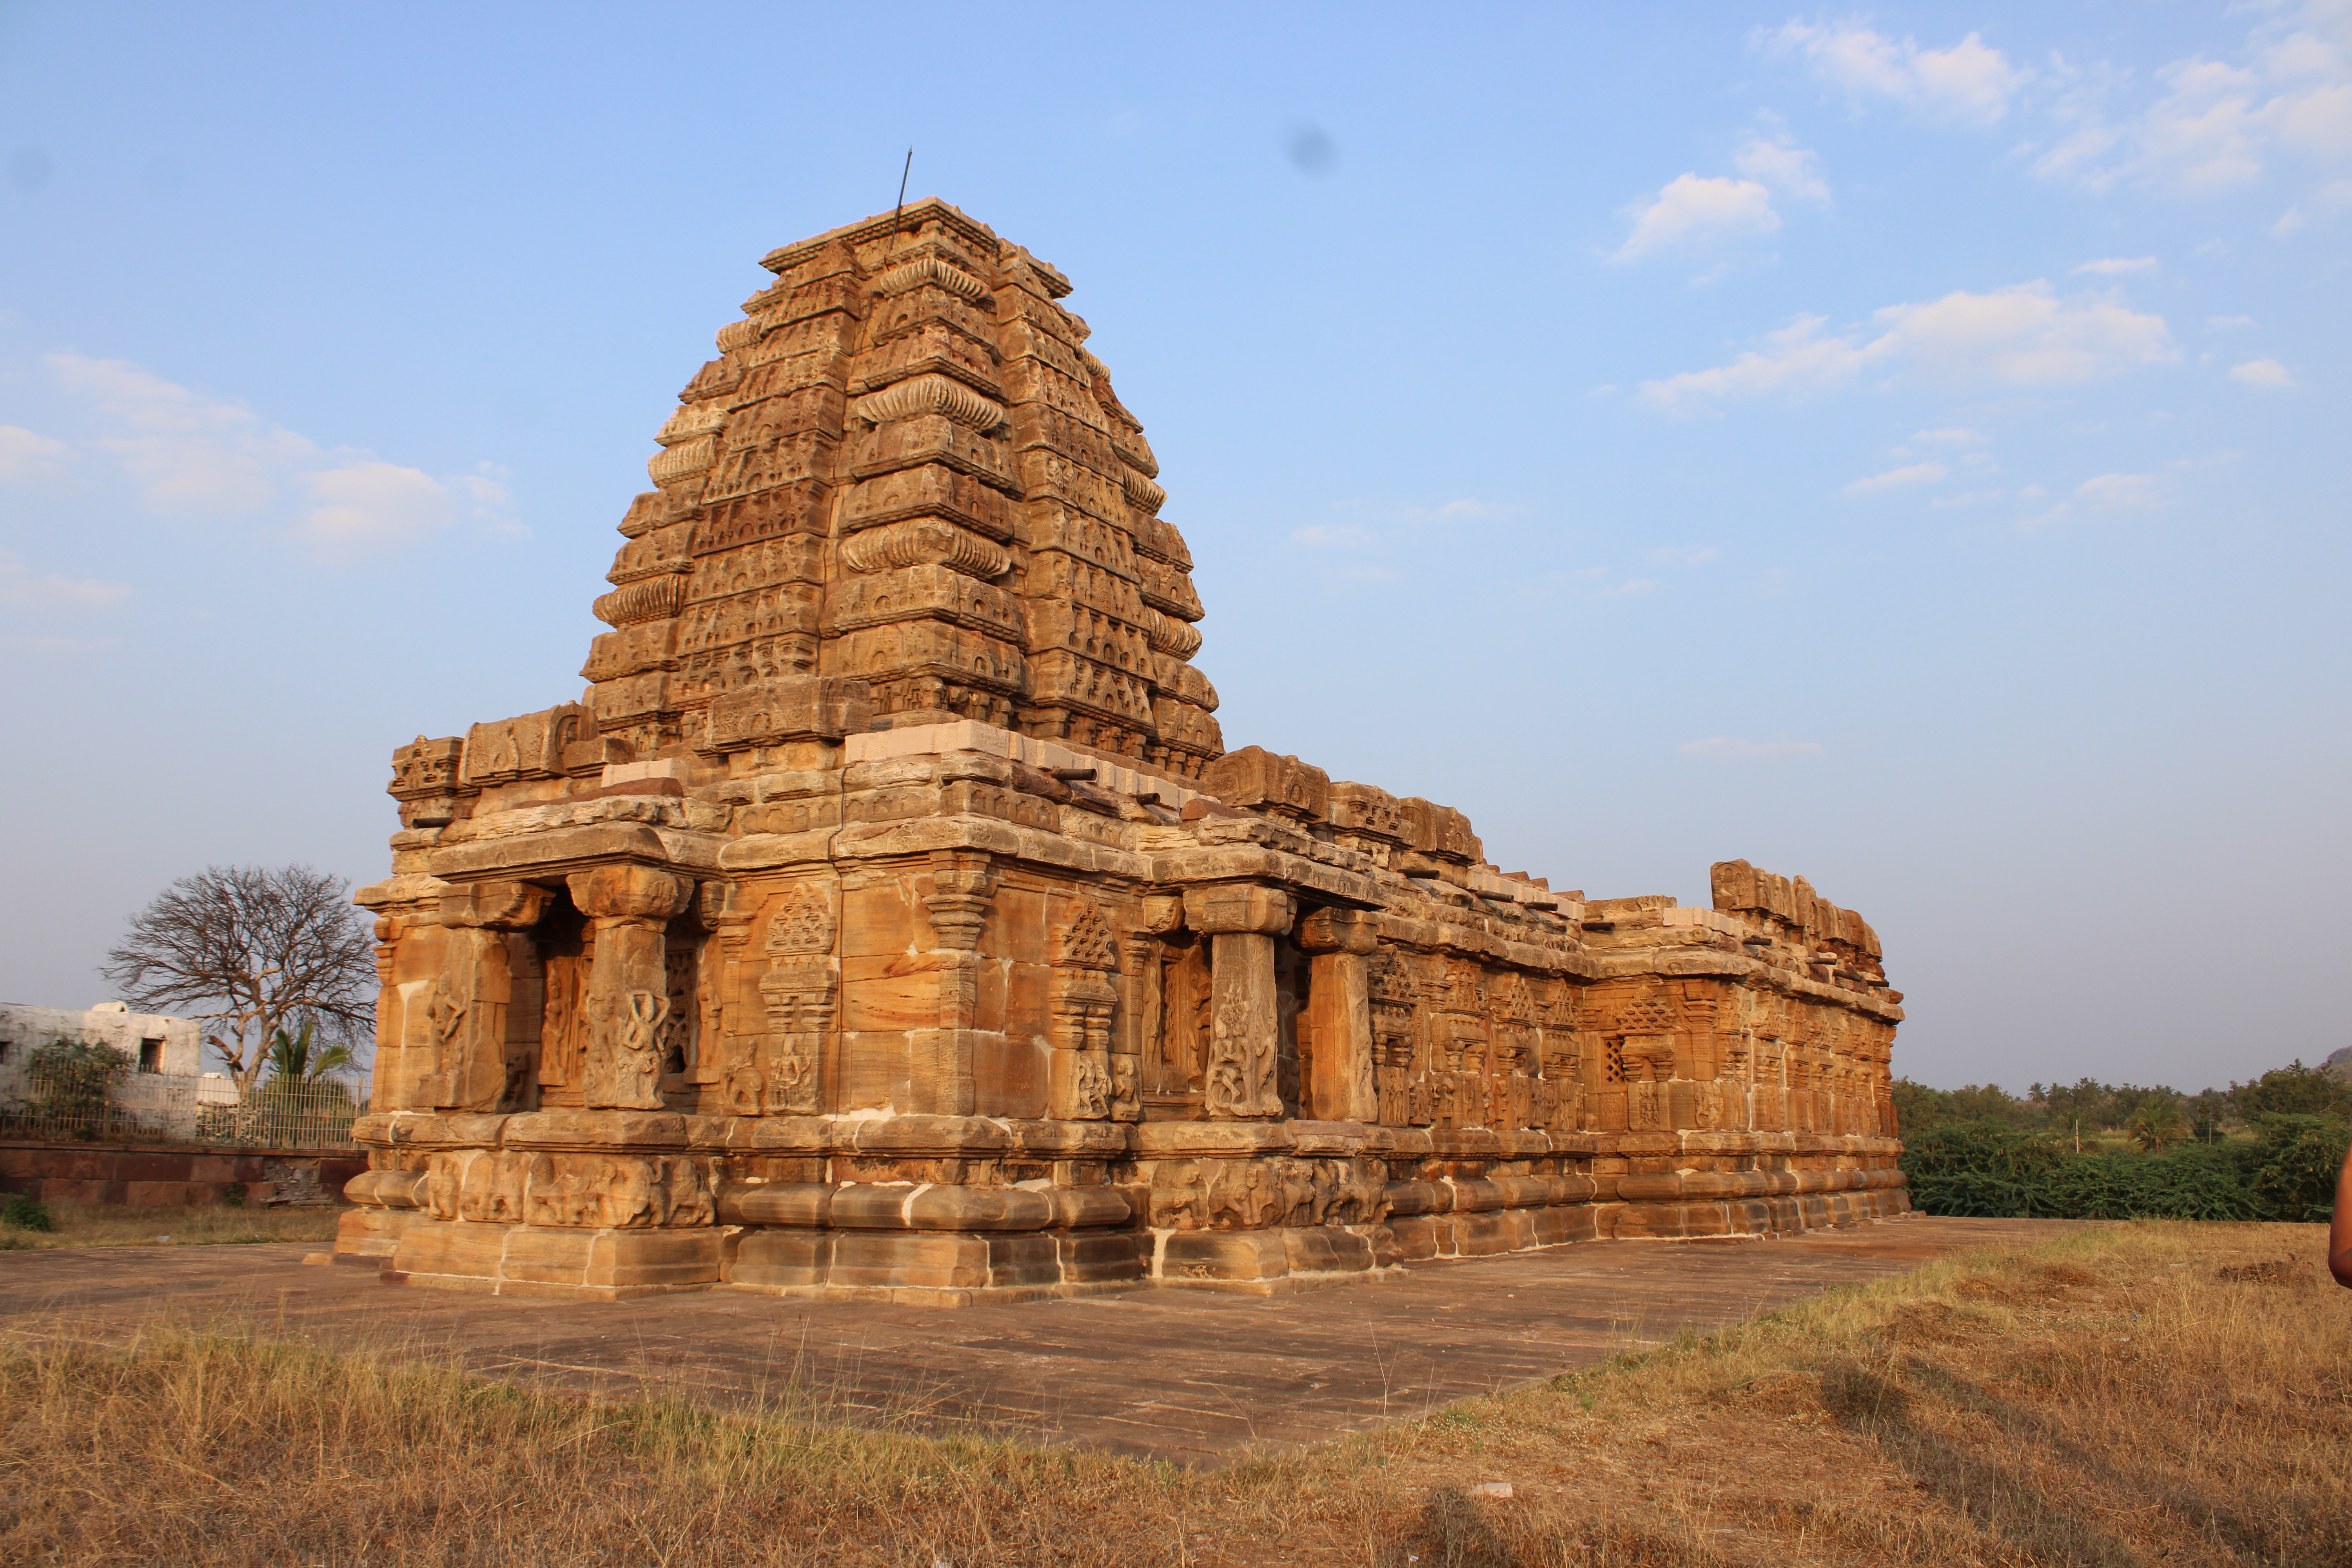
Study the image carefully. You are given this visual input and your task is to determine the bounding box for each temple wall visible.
[338,720,1907,1303]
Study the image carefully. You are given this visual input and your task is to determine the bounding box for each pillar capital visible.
[567,865,693,924]
[1296,906,1379,956]
[1182,883,1294,936]
[436,880,550,931]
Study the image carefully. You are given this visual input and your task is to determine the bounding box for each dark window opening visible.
[138,1037,163,1073]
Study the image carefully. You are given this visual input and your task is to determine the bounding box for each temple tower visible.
[583,198,1221,776]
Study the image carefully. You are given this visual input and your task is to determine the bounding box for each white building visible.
[0,1000,206,1101]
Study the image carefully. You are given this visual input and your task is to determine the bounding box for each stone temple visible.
[336,199,1910,1300]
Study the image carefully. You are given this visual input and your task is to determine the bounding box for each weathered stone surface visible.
[342,201,1911,1304]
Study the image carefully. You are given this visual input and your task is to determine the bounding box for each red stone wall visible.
[0,1143,365,1207]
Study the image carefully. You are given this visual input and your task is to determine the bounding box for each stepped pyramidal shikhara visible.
[341,200,1912,1301]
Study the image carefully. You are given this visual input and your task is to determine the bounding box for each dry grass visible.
[3,1221,2347,1566]
[0,1200,344,1250]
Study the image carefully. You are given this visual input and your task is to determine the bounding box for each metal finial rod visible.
[891,149,913,241]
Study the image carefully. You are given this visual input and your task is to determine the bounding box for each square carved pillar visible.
[567,866,694,1110]
[419,882,549,1112]
[1182,884,1294,1120]
[908,849,996,1116]
[1296,907,1377,1122]
[756,880,835,1114]
[1048,898,1121,1121]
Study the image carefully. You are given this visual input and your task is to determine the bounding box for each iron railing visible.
[0,1063,362,1150]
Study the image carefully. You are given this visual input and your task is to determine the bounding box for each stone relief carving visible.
[755,880,835,1115]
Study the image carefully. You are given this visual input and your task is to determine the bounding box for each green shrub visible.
[26,1039,133,1136]
[2243,1114,2352,1224]
[2,1193,57,1232]
[1903,1117,2342,1223]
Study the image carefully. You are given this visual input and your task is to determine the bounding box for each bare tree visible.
[100,864,377,1091]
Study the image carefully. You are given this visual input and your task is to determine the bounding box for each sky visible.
[1,2,2345,1094]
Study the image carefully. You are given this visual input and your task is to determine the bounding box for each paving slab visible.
[0,1216,2083,1465]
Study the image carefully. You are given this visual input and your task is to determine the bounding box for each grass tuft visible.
[0,1199,341,1249]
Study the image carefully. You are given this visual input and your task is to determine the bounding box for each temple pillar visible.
[419,881,548,1112]
[756,880,835,1114]
[1183,884,1294,1120]
[1296,907,1377,1122]
[1047,898,1120,1121]
[908,849,996,1116]
[566,865,694,1110]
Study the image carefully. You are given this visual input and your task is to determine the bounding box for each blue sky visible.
[2,2,2345,1093]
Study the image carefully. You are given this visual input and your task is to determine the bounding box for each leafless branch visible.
[100,864,377,1089]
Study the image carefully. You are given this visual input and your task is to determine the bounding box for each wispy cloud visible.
[1678,736,1825,760]
[0,549,129,611]
[1639,281,2176,411]
[2273,178,2352,235]
[1845,461,1950,495]
[0,425,71,486]
[1760,18,2026,126]
[1735,118,1832,204]
[2023,468,2178,529]
[1612,173,1779,262]
[2076,471,2166,510]
[2034,5,2352,208]
[36,352,516,563]
[2073,256,2159,275]
[2229,357,2297,388]
[1648,544,1721,566]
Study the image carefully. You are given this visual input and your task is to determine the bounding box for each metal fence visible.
[0,1063,362,1150]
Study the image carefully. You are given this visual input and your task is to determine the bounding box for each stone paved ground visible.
[0,1216,2078,1465]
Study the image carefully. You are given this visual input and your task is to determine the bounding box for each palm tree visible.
[2127,1098,2189,1152]
[263,1020,357,1085]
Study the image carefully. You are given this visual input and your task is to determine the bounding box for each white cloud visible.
[37,351,499,561]
[1640,281,2176,411]
[1612,174,1780,261]
[46,351,309,515]
[1637,313,1867,406]
[1762,19,2025,126]
[1909,426,1987,446]
[2205,314,2258,330]
[1845,461,1949,495]
[2073,256,2158,275]
[0,425,71,486]
[1734,123,1831,203]
[1648,544,1721,566]
[2076,472,2165,510]
[1607,577,1659,596]
[2229,357,2297,387]
[2273,176,2352,233]
[1678,736,1825,760]
[2036,7,2352,201]
[293,461,457,558]
[0,549,129,611]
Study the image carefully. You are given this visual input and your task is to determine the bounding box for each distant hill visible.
[2325,1045,2352,1082]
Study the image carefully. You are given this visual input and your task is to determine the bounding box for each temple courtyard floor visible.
[5,1215,2068,1463]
